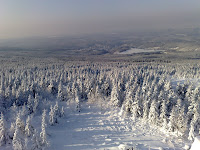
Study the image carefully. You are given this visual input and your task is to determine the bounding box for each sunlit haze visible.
[0,0,200,39]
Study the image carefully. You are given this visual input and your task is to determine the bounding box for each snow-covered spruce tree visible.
[177,106,188,136]
[12,113,25,150]
[25,115,34,137]
[148,99,159,125]
[0,113,9,146]
[188,121,195,141]
[168,106,178,132]
[49,105,57,126]
[131,89,142,119]
[185,84,194,101]
[0,96,5,112]
[101,80,111,97]
[12,126,24,150]
[60,106,65,117]
[31,129,42,150]
[9,122,15,140]
[40,109,49,149]
[27,94,34,114]
[21,103,27,117]
[110,83,121,107]
[187,97,195,121]
[16,88,23,105]
[11,102,18,118]
[0,77,5,97]
[193,87,200,101]
[54,101,61,118]
[117,79,126,104]
[33,94,39,113]
[123,90,134,114]
[142,99,149,121]
[57,81,65,101]
[192,102,200,132]
[5,86,11,99]
[15,112,25,135]
[75,90,81,112]
[78,79,87,101]
[95,84,101,100]
[159,100,168,129]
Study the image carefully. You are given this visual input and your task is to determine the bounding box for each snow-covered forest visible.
[0,59,200,149]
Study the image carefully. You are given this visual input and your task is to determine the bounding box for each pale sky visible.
[0,0,200,39]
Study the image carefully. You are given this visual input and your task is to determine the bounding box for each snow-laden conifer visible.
[49,105,57,126]
[40,109,49,148]
[110,83,121,107]
[0,113,9,146]
[25,115,34,137]
[12,113,25,150]
[31,129,41,150]
[159,100,168,129]
[75,90,81,112]
[27,95,34,114]
[148,99,159,125]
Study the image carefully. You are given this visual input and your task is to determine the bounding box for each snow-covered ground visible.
[116,48,163,54]
[48,102,186,150]
[190,136,200,150]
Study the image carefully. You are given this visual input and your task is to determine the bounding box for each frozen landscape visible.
[1,1,200,149]
[0,59,200,150]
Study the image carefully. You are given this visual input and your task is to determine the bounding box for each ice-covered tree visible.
[0,77,5,97]
[49,105,57,126]
[148,99,159,125]
[25,115,34,137]
[9,122,15,140]
[177,106,188,136]
[60,106,65,117]
[54,101,61,117]
[168,106,178,132]
[110,83,121,107]
[33,94,39,113]
[123,90,133,114]
[57,81,65,101]
[5,86,11,99]
[188,122,195,141]
[31,129,41,150]
[21,103,27,117]
[12,113,25,150]
[27,95,34,114]
[159,100,168,129]
[12,127,24,150]
[192,102,200,132]
[75,90,81,112]
[142,99,149,121]
[131,99,142,120]
[40,109,49,148]
[0,113,9,146]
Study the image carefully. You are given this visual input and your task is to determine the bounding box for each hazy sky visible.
[1,0,200,39]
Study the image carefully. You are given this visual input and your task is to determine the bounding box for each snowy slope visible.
[190,136,200,150]
[116,48,162,54]
[48,102,185,150]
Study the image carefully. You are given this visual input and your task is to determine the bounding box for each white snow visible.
[190,136,200,150]
[116,48,163,54]
[48,102,185,150]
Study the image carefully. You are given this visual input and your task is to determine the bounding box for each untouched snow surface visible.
[48,102,186,150]
[116,48,162,54]
[190,136,200,150]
